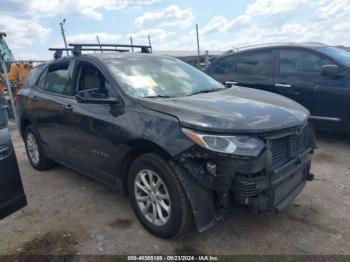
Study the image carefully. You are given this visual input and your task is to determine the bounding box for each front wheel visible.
[128,153,192,238]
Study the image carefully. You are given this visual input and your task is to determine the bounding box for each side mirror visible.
[75,89,119,105]
[321,64,340,77]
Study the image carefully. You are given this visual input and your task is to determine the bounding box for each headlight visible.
[182,128,265,157]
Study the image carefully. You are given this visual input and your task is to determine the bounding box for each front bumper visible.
[234,149,313,213]
[177,146,313,215]
[174,125,315,232]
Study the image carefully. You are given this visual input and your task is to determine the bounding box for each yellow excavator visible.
[0,32,33,94]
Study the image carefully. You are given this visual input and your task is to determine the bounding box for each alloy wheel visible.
[26,132,40,165]
[134,169,171,226]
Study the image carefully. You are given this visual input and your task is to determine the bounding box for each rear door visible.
[206,54,238,84]
[275,48,350,129]
[0,103,27,219]
[30,60,73,160]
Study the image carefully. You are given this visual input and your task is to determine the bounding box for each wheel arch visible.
[20,117,33,138]
[119,140,219,233]
[119,139,173,196]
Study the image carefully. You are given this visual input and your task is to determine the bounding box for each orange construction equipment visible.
[0,32,33,94]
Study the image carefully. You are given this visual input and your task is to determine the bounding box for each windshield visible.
[104,56,224,98]
[318,47,350,67]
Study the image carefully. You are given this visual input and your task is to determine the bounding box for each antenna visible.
[96,35,103,53]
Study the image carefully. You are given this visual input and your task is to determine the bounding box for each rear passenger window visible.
[36,69,47,90]
[279,49,329,75]
[209,55,236,74]
[44,62,70,95]
[236,50,272,75]
[27,66,43,88]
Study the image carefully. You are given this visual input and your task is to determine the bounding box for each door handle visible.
[225,81,238,87]
[275,83,300,95]
[63,104,73,112]
[31,96,38,102]
[275,83,292,88]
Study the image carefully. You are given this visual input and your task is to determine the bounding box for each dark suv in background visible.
[206,43,350,133]
[17,45,315,238]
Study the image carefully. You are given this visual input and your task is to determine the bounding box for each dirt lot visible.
[1,125,350,255]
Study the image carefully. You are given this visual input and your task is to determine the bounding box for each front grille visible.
[270,127,309,169]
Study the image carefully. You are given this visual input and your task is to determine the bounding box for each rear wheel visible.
[128,153,192,238]
[24,125,54,170]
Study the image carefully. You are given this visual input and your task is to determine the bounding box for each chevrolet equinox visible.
[17,49,315,238]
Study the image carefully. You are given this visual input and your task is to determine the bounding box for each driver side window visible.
[279,49,330,75]
[76,62,110,98]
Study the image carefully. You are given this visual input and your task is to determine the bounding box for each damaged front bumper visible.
[233,149,313,213]
[172,126,315,232]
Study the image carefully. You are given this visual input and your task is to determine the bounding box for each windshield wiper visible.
[186,88,225,96]
[144,95,172,98]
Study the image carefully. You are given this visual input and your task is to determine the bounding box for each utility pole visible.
[196,24,200,67]
[60,19,69,56]
[147,35,153,53]
[130,37,134,53]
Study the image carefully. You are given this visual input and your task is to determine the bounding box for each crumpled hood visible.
[139,86,309,134]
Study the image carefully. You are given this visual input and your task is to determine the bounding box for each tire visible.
[24,125,55,171]
[128,153,192,238]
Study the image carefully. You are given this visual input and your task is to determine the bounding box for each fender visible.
[170,162,223,232]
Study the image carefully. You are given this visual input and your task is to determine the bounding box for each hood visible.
[138,87,309,134]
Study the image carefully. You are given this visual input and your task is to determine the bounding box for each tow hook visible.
[307,173,315,181]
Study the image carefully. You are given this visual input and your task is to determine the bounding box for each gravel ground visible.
[0,125,349,255]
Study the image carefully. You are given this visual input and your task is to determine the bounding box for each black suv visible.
[206,43,350,133]
[17,45,315,238]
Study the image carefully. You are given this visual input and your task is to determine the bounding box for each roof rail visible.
[48,43,152,59]
[228,42,327,52]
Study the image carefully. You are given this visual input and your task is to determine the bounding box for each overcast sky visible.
[1,0,350,60]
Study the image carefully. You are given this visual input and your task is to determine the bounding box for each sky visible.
[0,0,350,60]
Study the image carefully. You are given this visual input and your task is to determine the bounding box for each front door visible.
[275,48,350,130]
[62,60,123,185]
[0,103,27,219]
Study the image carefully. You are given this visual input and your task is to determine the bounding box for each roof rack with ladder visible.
[48,43,152,60]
